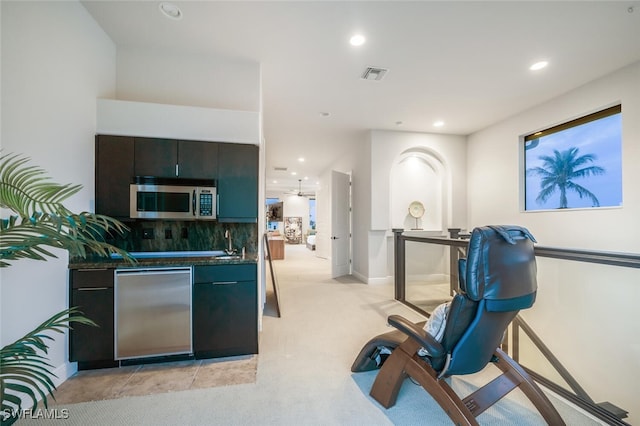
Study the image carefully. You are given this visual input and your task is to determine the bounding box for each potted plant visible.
[0,153,132,424]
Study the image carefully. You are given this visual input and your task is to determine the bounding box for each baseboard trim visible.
[351,270,367,283]
[367,276,392,285]
[53,361,78,388]
[350,270,393,285]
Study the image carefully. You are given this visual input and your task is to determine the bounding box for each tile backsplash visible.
[107,221,258,254]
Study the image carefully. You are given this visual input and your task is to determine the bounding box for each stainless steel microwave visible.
[129,177,216,220]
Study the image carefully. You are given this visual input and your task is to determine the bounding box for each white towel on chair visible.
[417,302,450,357]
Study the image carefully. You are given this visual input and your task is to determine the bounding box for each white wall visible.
[390,154,443,231]
[467,61,640,424]
[468,62,640,251]
[316,130,467,285]
[96,99,259,144]
[365,130,467,284]
[116,46,260,112]
[315,136,369,274]
[370,130,468,232]
[0,0,116,384]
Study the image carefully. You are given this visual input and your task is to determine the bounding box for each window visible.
[524,105,622,211]
[308,198,316,230]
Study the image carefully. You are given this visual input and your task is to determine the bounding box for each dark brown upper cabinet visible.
[177,140,219,180]
[217,143,258,222]
[133,138,218,180]
[96,135,255,221]
[134,138,177,178]
[95,135,134,218]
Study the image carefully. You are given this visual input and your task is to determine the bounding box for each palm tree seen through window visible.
[524,106,622,211]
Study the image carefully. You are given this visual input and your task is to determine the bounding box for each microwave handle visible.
[192,190,197,216]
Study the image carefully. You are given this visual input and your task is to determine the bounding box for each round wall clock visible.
[408,201,425,229]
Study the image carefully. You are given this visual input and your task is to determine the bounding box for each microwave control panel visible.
[199,192,214,217]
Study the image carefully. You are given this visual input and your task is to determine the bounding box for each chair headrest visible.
[463,225,537,311]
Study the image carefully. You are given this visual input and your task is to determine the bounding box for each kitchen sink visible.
[111,250,226,259]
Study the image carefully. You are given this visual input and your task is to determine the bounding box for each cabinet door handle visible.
[208,281,238,285]
[77,268,109,272]
[77,287,110,291]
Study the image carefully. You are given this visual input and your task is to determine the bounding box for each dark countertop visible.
[69,253,259,269]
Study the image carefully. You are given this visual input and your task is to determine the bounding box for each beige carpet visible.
[51,355,257,404]
[16,244,601,425]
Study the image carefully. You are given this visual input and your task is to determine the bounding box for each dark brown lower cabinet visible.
[192,264,258,358]
[69,269,117,369]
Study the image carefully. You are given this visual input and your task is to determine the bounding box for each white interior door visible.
[331,170,351,278]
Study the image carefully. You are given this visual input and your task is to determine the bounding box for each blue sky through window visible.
[524,112,622,210]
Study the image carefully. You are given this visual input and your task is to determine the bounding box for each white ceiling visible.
[81,1,640,193]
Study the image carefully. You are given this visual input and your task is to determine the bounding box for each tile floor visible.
[52,355,257,405]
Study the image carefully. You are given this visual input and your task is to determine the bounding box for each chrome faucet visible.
[224,229,235,255]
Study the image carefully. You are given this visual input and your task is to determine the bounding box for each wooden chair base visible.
[369,338,565,425]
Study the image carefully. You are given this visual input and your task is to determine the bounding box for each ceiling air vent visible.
[273,167,288,172]
[361,67,388,81]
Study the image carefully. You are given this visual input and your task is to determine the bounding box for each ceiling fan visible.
[286,179,315,197]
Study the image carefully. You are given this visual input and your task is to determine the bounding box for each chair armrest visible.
[388,314,445,358]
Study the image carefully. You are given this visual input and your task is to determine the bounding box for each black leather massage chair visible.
[351,225,565,425]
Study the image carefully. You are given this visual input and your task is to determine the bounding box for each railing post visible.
[448,228,461,239]
[392,228,405,301]
[448,228,462,296]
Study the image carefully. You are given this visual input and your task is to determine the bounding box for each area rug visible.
[350,367,599,426]
[52,355,258,405]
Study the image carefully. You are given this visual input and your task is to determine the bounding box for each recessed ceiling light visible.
[433,120,445,127]
[291,172,297,176]
[304,176,309,180]
[159,2,183,20]
[298,157,305,162]
[350,34,366,46]
[272,180,278,184]
[530,61,548,71]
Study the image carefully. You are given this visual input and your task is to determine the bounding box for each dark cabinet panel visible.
[177,140,218,180]
[193,264,258,358]
[95,135,134,218]
[217,143,258,222]
[95,136,258,221]
[193,264,256,283]
[69,269,115,365]
[134,138,177,177]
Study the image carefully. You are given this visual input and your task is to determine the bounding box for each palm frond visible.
[0,153,81,218]
[0,308,97,414]
[0,154,136,267]
[566,181,601,206]
[529,147,605,208]
[0,211,134,267]
[1,153,136,418]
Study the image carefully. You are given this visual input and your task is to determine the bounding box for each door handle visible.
[331,236,339,240]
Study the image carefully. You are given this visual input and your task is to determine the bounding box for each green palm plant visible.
[0,153,133,423]
[527,147,605,209]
